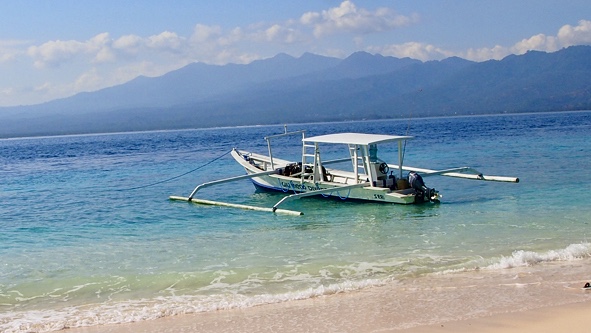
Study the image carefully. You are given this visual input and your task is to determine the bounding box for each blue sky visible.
[1,0,590,107]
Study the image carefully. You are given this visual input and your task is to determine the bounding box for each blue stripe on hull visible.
[250,178,357,202]
[251,178,310,196]
[251,179,286,193]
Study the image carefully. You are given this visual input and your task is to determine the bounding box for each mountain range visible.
[1,45,590,138]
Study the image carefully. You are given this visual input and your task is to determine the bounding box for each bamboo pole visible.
[169,196,303,216]
[401,165,519,183]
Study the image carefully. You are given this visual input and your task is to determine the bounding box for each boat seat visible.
[329,170,364,185]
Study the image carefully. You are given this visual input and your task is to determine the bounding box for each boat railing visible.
[322,157,352,165]
[329,170,365,185]
[264,126,306,170]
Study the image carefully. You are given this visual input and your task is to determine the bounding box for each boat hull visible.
[232,149,417,205]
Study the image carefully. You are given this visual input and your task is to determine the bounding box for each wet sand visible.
[67,260,591,333]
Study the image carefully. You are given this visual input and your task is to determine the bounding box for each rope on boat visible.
[117,150,232,191]
[401,89,420,168]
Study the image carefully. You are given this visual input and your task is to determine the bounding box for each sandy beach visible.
[401,302,591,333]
[66,260,591,333]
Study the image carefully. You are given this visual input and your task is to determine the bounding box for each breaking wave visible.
[486,243,591,269]
[0,278,383,333]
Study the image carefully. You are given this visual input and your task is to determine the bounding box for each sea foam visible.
[0,278,384,333]
[486,243,591,269]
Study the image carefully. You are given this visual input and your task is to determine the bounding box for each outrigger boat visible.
[170,128,519,215]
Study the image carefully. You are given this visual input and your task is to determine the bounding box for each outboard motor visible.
[408,171,438,203]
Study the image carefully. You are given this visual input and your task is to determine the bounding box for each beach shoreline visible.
[66,259,591,333]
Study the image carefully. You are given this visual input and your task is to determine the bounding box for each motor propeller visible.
[408,171,439,202]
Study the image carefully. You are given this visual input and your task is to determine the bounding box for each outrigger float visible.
[170,128,519,215]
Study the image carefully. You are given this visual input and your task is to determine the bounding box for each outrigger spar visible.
[170,127,518,215]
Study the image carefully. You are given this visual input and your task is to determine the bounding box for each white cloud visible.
[218,27,244,46]
[461,20,591,61]
[0,51,16,63]
[301,0,417,38]
[175,1,418,63]
[27,32,113,68]
[0,40,30,63]
[21,1,419,71]
[185,24,227,63]
[300,11,320,26]
[111,31,188,60]
[112,34,144,54]
[369,42,452,61]
[243,23,304,45]
[94,45,116,63]
[34,82,52,93]
[556,19,591,46]
[511,34,559,55]
[146,31,185,51]
[28,39,85,68]
[367,20,591,63]
[264,25,298,43]
[26,31,189,70]
[74,68,102,91]
[464,45,509,62]
[191,24,223,44]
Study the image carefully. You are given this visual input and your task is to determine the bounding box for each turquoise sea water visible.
[1,111,591,332]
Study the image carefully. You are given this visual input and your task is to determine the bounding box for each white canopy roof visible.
[303,133,413,146]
